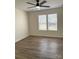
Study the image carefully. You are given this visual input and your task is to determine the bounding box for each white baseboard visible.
[15,35,29,43]
[15,34,63,43]
[30,34,63,38]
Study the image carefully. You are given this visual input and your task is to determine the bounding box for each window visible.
[38,15,47,30]
[38,14,57,31]
[48,14,57,30]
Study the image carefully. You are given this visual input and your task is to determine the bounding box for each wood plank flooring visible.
[16,36,63,59]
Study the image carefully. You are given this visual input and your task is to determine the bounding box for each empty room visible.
[15,0,63,59]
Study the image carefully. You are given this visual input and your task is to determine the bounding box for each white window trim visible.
[38,13,57,31]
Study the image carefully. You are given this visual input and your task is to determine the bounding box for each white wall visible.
[28,7,63,37]
[15,9,29,42]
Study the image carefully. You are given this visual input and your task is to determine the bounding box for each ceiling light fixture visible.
[26,0,50,9]
[36,6,40,10]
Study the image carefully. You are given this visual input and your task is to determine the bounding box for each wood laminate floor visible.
[16,36,63,59]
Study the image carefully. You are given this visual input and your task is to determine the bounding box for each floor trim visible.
[15,35,30,43]
[29,35,63,39]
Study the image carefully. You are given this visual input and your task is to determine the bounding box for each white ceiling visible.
[15,0,63,11]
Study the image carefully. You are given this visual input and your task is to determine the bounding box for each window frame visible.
[38,14,47,31]
[38,13,57,31]
[47,13,58,31]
